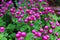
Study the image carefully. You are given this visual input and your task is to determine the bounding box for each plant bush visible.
[0,0,60,40]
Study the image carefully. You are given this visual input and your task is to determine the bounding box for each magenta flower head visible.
[19,6,23,11]
[8,1,13,5]
[18,18,22,22]
[0,13,3,17]
[46,35,50,39]
[48,29,53,34]
[18,37,24,40]
[16,33,20,38]
[39,28,44,32]
[0,27,5,33]
[17,31,22,35]
[32,30,36,34]
[50,21,54,25]
[44,18,49,21]
[30,23,34,27]
[55,32,59,36]
[42,36,48,40]
[44,26,49,30]
[39,0,43,2]
[36,32,41,37]
[21,32,26,37]
[24,19,29,23]
[51,25,56,29]
[57,12,60,15]
[2,0,4,3]
[56,22,60,26]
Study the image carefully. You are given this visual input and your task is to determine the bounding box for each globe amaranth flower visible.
[0,27,5,33]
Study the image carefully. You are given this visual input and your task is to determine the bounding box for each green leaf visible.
[36,38,42,40]
[10,33,16,38]
[0,18,5,26]
[20,24,30,32]
[4,33,8,37]
[20,3,25,7]
[25,33,34,40]
[57,17,60,21]
[41,2,46,4]
[49,35,56,40]
[12,18,18,23]
[1,37,7,40]
[54,26,60,33]
[7,24,16,31]
[40,7,44,11]
[52,14,57,21]
[9,39,12,40]
[33,20,41,30]
[0,34,4,39]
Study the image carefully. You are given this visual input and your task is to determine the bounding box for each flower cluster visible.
[0,0,60,40]
[0,0,13,17]
[16,31,26,40]
[32,21,60,40]
[10,0,60,40]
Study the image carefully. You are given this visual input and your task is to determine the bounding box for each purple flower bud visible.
[19,7,23,11]
[51,10,54,14]
[49,10,52,12]
[28,17,32,21]
[39,28,44,32]
[55,32,59,36]
[31,15,36,21]
[51,25,56,29]
[50,22,54,25]
[44,26,49,30]
[57,12,60,15]
[18,2,21,4]
[29,10,33,15]
[16,33,20,38]
[48,29,53,34]
[24,19,28,23]
[39,0,43,2]
[18,18,22,22]
[0,13,3,17]
[32,30,36,34]
[26,9,30,13]
[17,31,22,35]
[24,6,26,9]
[5,3,10,7]
[44,18,49,21]
[34,32,38,36]
[42,36,48,40]
[30,23,34,27]
[0,27,5,32]
[8,1,13,5]
[21,10,24,14]
[46,35,50,39]
[2,0,4,3]
[36,32,41,37]
[56,22,60,26]
[21,32,26,37]
[20,14,24,18]
[18,37,24,40]
[16,11,20,15]
[10,8,14,12]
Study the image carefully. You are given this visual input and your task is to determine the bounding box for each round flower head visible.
[0,27,5,33]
